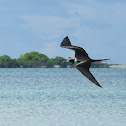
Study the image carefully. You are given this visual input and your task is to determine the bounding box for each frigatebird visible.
[60,36,109,88]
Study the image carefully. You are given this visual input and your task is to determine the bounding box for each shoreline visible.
[109,65,126,68]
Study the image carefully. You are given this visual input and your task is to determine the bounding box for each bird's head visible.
[63,59,74,64]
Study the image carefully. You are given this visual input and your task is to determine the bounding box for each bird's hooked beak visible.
[63,60,69,63]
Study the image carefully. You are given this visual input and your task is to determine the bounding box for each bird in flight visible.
[60,36,109,88]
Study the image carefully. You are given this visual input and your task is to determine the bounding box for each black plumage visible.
[61,36,109,88]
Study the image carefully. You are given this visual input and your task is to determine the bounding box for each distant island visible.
[109,64,126,68]
[0,51,124,68]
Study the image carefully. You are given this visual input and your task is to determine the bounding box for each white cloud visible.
[21,2,126,42]
[22,16,81,40]
[22,15,87,58]
[66,2,126,24]
[21,1,126,63]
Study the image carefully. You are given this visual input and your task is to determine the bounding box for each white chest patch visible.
[74,58,77,62]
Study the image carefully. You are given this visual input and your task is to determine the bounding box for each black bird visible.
[60,36,109,88]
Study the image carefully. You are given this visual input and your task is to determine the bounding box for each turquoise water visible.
[0,68,126,126]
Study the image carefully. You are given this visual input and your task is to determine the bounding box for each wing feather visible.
[61,36,90,60]
[76,61,102,87]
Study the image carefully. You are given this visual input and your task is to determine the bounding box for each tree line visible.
[0,51,109,68]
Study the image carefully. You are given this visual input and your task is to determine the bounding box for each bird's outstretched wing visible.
[76,60,102,88]
[60,36,90,60]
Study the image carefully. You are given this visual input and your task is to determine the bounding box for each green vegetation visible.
[18,52,49,68]
[0,55,19,68]
[0,51,109,68]
[91,62,109,68]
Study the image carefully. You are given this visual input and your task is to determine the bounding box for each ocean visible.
[0,68,126,126]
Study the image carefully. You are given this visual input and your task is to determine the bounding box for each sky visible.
[0,0,126,64]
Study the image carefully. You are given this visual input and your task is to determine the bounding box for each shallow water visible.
[0,68,126,126]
